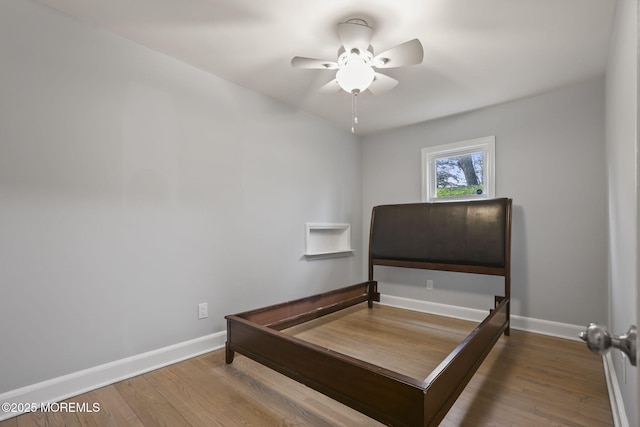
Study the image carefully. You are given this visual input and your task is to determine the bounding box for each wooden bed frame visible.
[225,198,512,426]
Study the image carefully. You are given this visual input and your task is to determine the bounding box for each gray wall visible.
[605,0,638,425]
[363,79,608,326]
[0,0,363,393]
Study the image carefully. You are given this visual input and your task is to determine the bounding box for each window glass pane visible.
[435,152,484,198]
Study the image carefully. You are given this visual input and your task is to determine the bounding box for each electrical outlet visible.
[198,302,208,320]
[426,280,434,291]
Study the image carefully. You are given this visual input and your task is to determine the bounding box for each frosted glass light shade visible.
[336,59,375,93]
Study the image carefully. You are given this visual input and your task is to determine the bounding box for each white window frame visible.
[421,136,495,202]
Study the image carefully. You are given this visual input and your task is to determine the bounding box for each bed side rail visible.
[422,297,509,426]
[227,282,376,331]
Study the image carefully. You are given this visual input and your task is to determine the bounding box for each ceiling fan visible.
[291,18,424,132]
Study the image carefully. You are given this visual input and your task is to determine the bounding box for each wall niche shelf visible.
[304,223,354,259]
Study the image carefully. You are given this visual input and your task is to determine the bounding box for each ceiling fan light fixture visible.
[336,56,375,93]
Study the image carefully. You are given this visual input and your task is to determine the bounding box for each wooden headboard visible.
[368,198,512,279]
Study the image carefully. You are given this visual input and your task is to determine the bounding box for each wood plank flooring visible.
[1,304,612,426]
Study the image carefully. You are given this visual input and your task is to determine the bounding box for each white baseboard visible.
[0,331,226,421]
[603,352,630,427]
[379,294,584,341]
[510,315,585,341]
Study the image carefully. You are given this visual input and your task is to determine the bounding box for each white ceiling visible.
[35,0,616,135]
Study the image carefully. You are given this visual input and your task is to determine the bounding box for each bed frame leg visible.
[495,296,510,336]
[367,280,380,308]
[225,342,235,364]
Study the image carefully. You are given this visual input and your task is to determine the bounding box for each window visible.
[421,136,495,202]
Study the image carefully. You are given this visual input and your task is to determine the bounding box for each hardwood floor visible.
[1,304,612,426]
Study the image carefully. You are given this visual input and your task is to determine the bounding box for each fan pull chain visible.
[351,92,358,134]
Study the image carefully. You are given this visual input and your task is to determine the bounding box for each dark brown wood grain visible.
[229,282,373,329]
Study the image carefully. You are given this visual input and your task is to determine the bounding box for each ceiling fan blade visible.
[373,39,424,68]
[317,78,341,94]
[367,73,399,96]
[337,20,373,53]
[291,56,338,69]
